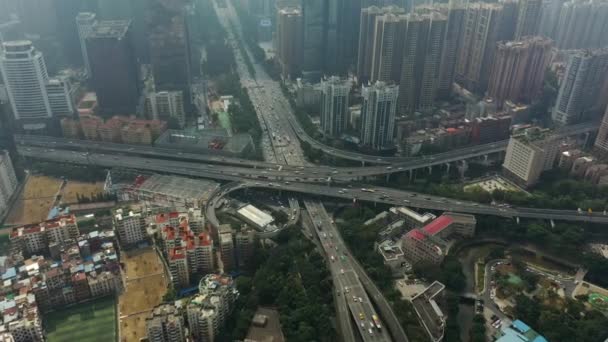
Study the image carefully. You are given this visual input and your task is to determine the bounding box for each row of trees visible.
[515,294,607,342]
[219,228,335,341]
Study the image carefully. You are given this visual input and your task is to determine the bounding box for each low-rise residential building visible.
[495,319,547,342]
[10,215,80,257]
[377,240,408,275]
[412,281,446,342]
[402,213,476,265]
[146,303,186,342]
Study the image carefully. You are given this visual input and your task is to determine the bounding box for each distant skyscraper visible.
[594,105,608,156]
[456,2,512,93]
[357,6,405,84]
[514,0,542,39]
[360,81,399,150]
[277,7,303,79]
[86,20,140,116]
[301,0,326,81]
[554,0,608,50]
[320,76,351,137]
[76,12,97,76]
[147,0,191,93]
[552,49,608,126]
[437,0,466,98]
[398,12,447,114]
[0,41,52,121]
[370,12,407,83]
[487,37,553,108]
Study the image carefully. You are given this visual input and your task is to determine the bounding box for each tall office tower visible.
[146,304,186,342]
[554,0,608,50]
[538,0,565,38]
[301,0,326,81]
[370,13,408,83]
[0,41,53,121]
[360,81,399,150]
[456,3,508,93]
[398,13,447,115]
[46,76,76,117]
[487,37,553,108]
[76,12,97,76]
[0,150,17,216]
[514,0,543,39]
[147,0,191,94]
[320,76,351,137]
[277,7,303,79]
[357,6,406,84]
[437,0,466,99]
[594,105,608,156]
[552,49,608,126]
[86,20,140,116]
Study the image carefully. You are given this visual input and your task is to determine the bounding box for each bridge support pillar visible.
[516,217,520,224]
[584,132,591,148]
[445,163,451,174]
[458,160,468,179]
[385,173,390,183]
[409,169,414,181]
[550,219,555,228]
[428,165,432,174]
[362,161,365,167]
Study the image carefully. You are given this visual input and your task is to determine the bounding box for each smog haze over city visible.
[0,0,607,341]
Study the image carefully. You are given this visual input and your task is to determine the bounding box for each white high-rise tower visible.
[0,40,52,120]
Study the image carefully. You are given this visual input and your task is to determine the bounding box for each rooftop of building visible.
[512,126,554,144]
[237,204,274,229]
[391,207,436,224]
[10,215,76,239]
[134,174,219,203]
[89,20,131,39]
[412,281,446,342]
[378,240,404,261]
[495,320,547,342]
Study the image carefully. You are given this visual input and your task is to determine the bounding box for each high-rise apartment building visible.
[75,12,97,76]
[86,20,139,116]
[147,0,191,93]
[370,12,407,83]
[188,274,237,342]
[552,49,608,126]
[538,0,565,38]
[235,228,256,269]
[113,208,146,245]
[514,0,543,39]
[554,0,608,50]
[277,7,303,79]
[502,127,560,186]
[360,81,399,150]
[437,0,466,98]
[168,247,190,288]
[357,6,405,84]
[456,3,511,93]
[320,76,351,137]
[10,215,80,256]
[0,41,52,121]
[219,225,235,272]
[594,105,608,156]
[487,37,553,108]
[398,12,447,114]
[145,91,186,128]
[146,304,186,342]
[0,150,17,216]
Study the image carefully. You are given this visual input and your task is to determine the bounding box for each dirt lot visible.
[6,175,63,225]
[119,248,168,342]
[61,181,105,204]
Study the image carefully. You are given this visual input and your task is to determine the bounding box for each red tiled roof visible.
[422,215,453,236]
[169,247,186,260]
[406,229,425,241]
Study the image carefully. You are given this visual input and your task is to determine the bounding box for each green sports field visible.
[45,297,117,342]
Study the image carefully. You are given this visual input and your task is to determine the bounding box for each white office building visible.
[0,40,52,120]
[320,76,351,137]
[46,77,75,117]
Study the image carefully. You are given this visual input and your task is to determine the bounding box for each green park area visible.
[46,297,117,342]
[588,293,608,311]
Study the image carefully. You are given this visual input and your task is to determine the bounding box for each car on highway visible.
[359,312,364,320]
